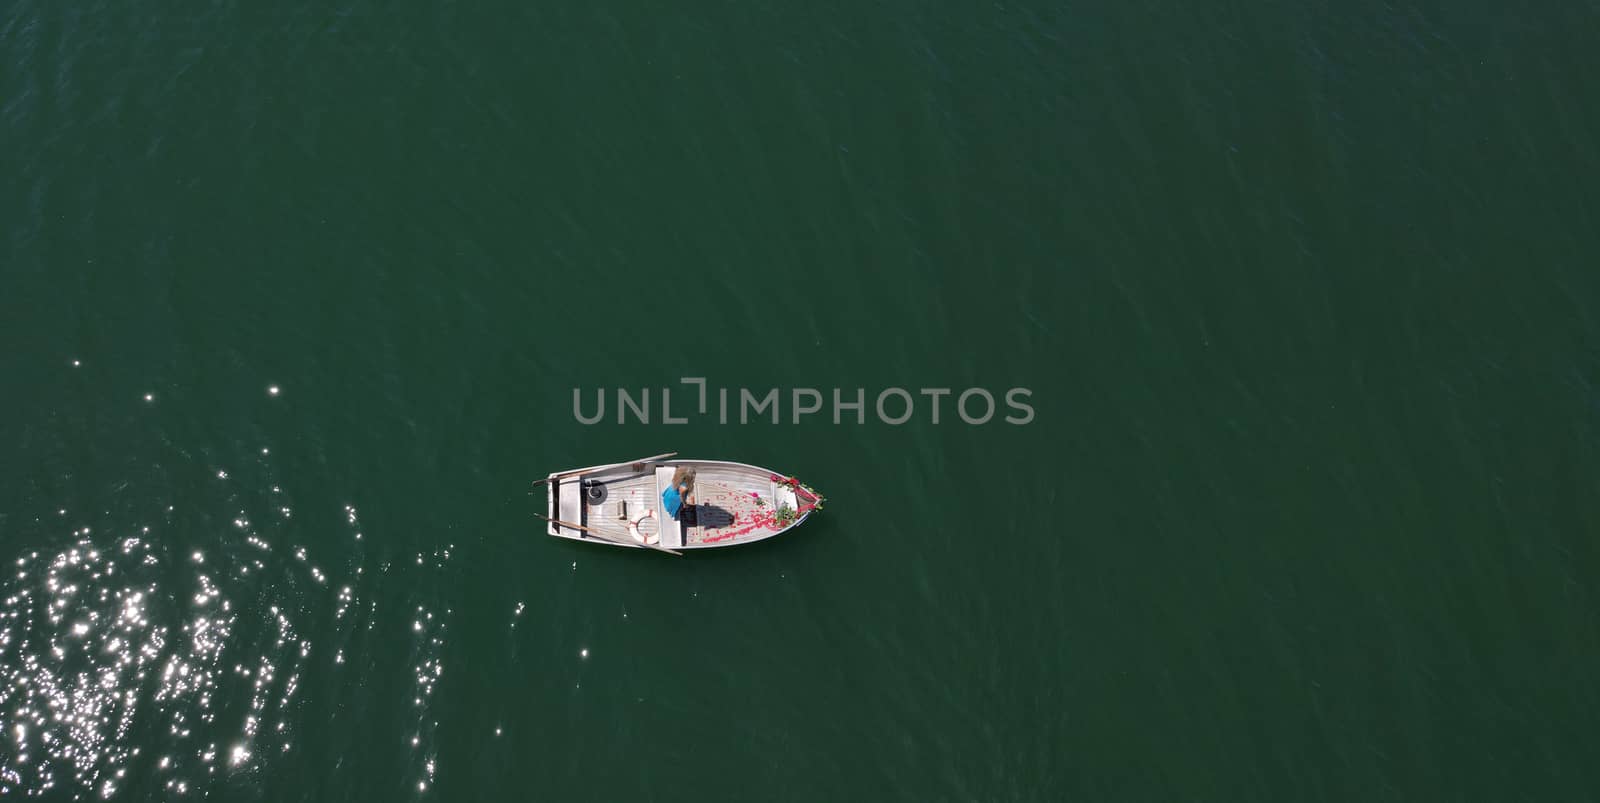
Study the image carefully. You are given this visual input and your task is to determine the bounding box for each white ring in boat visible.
[629,509,658,545]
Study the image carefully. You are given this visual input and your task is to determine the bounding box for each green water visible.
[3,1,1599,800]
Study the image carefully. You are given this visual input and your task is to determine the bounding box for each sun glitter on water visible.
[0,477,418,797]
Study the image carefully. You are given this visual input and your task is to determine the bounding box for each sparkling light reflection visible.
[1,508,345,797]
[0,434,452,797]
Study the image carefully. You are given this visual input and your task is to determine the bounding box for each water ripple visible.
[0,502,345,798]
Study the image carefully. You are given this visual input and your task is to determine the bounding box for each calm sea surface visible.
[3,1,1598,800]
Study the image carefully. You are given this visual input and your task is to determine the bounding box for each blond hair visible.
[670,465,697,495]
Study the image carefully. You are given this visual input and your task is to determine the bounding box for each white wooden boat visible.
[537,452,824,554]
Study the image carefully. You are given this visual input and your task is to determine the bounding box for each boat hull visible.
[543,458,820,551]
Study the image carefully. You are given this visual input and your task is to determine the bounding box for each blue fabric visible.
[662,485,683,518]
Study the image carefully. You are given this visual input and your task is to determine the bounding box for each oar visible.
[532,452,679,486]
[535,512,682,556]
[528,471,649,494]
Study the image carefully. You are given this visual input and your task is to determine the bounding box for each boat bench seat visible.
[556,478,583,536]
[654,466,684,548]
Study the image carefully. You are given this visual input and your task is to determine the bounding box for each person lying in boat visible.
[661,466,697,520]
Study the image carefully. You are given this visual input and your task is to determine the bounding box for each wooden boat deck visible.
[680,464,781,546]
[575,471,659,545]
[573,464,785,546]
[549,457,817,551]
